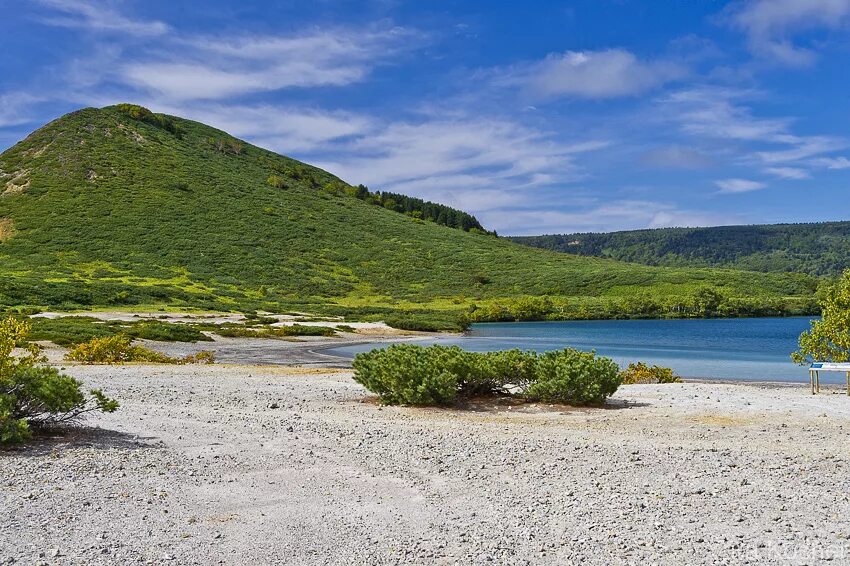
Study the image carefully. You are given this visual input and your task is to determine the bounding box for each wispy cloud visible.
[763,166,811,180]
[723,0,850,66]
[483,200,741,235]
[35,0,169,36]
[313,117,607,194]
[122,27,417,101]
[663,87,846,176]
[497,48,687,100]
[0,93,45,128]
[810,156,850,169]
[764,166,810,179]
[639,145,713,169]
[716,178,767,193]
[151,103,375,152]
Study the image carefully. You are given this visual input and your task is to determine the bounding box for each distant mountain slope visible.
[511,222,850,276]
[0,105,819,323]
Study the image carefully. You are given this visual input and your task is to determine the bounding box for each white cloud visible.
[715,178,767,193]
[313,117,608,197]
[725,0,850,66]
[0,93,44,128]
[639,145,713,169]
[483,200,740,235]
[810,156,850,169]
[667,88,789,141]
[500,49,687,99]
[36,0,169,36]
[159,104,375,152]
[664,88,845,166]
[120,27,415,101]
[755,135,845,163]
[764,166,810,179]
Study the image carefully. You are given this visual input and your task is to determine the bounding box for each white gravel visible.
[2,364,850,565]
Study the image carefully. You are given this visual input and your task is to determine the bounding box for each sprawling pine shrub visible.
[353,345,620,406]
[526,349,621,405]
[352,344,459,405]
[0,317,118,445]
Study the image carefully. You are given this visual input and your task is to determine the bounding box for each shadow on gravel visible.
[2,427,162,457]
[353,395,650,414]
[454,397,651,414]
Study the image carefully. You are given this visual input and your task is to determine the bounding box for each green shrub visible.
[382,313,468,332]
[479,349,538,392]
[27,317,211,347]
[211,324,335,338]
[65,334,176,364]
[65,335,217,365]
[129,321,211,342]
[525,349,621,405]
[1,317,118,445]
[620,362,681,384]
[353,345,621,406]
[352,344,459,405]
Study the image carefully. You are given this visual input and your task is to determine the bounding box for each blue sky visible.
[2,0,850,235]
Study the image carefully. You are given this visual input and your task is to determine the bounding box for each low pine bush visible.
[1,317,118,445]
[352,344,460,405]
[353,345,621,406]
[619,362,681,384]
[525,349,622,405]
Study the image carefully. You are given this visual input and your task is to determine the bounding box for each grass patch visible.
[27,316,211,346]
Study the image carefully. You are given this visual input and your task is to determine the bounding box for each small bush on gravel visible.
[65,335,216,365]
[525,349,622,405]
[65,334,176,364]
[620,362,681,384]
[352,344,459,405]
[353,345,620,406]
[1,317,118,445]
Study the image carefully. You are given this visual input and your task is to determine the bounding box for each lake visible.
[329,317,823,383]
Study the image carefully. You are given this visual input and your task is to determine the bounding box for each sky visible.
[2,0,850,235]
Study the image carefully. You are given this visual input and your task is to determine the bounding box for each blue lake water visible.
[329,317,824,383]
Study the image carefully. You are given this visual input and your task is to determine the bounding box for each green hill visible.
[0,105,820,327]
[511,222,850,277]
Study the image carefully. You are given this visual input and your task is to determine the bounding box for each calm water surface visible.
[329,317,822,383]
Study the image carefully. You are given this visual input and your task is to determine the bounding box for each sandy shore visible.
[3,362,850,565]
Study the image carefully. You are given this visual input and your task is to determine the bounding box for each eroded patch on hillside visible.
[1,168,30,196]
[116,122,147,144]
[0,218,15,242]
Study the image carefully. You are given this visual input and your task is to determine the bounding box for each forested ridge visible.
[511,222,850,276]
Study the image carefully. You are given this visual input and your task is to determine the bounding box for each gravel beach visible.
[3,362,850,565]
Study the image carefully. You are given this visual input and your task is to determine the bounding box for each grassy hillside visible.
[0,105,819,327]
[512,223,850,277]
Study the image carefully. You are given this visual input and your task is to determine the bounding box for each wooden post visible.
[817,371,821,394]
[811,370,815,394]
[846,371,849,396]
